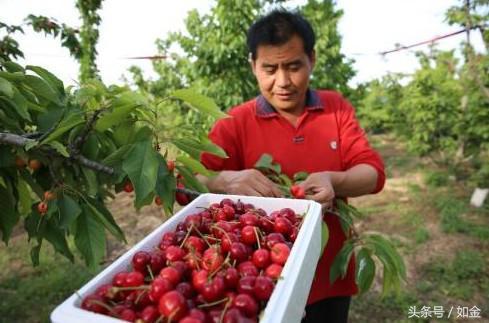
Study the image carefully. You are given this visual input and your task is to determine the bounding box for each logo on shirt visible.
[330,140,337,150]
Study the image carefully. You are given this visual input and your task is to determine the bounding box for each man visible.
[198,9,385,323]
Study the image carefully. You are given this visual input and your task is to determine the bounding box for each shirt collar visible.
[255,89,324,118]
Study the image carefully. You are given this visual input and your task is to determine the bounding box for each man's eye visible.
[289,64,301,71]
[264,68,276,74]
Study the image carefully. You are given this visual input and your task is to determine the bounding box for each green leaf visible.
[171,88,228,119]
[278,174,293,187]
[23,74,61,105]
[19,169,43,199]
[0,76,14,98]
[82,167,98,196]
[254,153,281,174]
[47,141,69,157]
[26,65,64,97]
[102,144,133,167]
[58,194,82,230]
[122,140,159,208]
[177,155,214,177]
[75,205,107,269]
[320,220,329,256]
[16,178,32,216]
[155,155,176,215]
[355,248,376,294]
[293,171,309,183]
[197,135,227,158]
[176,165,209,193]
[41,110,84,144]
[0,182,19,244]
[3,61,24,73]
[24,140,38,151]
[84,197,125,242]
[329,240,354,284]
[95,103,138,132]
[367,234,406,280]
[173,138,207,160]
[44,218,74,262]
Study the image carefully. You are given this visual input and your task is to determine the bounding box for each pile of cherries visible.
[81,198,303,322]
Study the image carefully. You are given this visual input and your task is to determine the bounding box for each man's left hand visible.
[298,171,337,210]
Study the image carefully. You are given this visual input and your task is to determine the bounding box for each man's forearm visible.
[196,173,226,193]
[328,164,379,197]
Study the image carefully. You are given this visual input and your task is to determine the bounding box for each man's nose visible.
[276,69,291,88]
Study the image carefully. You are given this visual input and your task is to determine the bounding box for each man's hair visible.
[247,9,315,61]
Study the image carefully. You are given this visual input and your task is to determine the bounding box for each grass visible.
[0,235,94,323]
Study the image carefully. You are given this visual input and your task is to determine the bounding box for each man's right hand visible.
[200,169,283,197]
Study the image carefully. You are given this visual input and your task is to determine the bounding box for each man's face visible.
[251,35,315,115]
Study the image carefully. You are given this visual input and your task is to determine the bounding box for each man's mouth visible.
[274,92,295,100]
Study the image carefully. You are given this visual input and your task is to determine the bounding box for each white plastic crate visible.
[51,193,323,323]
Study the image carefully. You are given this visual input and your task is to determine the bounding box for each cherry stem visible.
[218,298,232,323]
[154,315,164,323]
[88,299,119,317]
[135,289,147,304]
[254,227,261,249]
[179,224,194,248]
[210,224,232,243]
[197,297,229,309]
[193,226,213,248]
[147,264,155,281]
[112,285,150,293]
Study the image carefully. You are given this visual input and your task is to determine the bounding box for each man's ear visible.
[249,53,257,75]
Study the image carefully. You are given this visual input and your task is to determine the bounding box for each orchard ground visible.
[0,134,487,323]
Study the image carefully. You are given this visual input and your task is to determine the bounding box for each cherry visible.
[240,226,258,245]
[237,276,256,295]
[202,247,224,272]
[239,212,259,227]
[274,217,292,235]
[188,308,207,321]
[229,242,248,263]
[221,232,239,253]
[149,251,166,274]
[158,290,188,321]
[120,308,137,321]
[219,198,235,208]
[191,269,208,292]
[165,245,186,262]
[139,305,159,323]
[184,236,206,254]
[270,243,290,265]
[233,293,258,318]
[132,251,151,273]
[15,156,26,168]
[258,217,274,233]
[37,201,48,215]
[176,182,190,206]
[159,266,182,286]
[201,276,225,302]
[125,271,145,287]
[149,277,173,302]
[112,272,128,287]
[176,282,195,299]
[237,261,258,277]
[123,181,134,193]
[28,159,42,171]
[265,263,283,280]
[253,276,274,300]
[265,233,286,249]
[279,208,297,223]
[81,294,108,314]
[252,249,271,269]
[223,267,239,288]
[289,227,299,242]
[167,160,176,172]
[180,317,201,323]
[290,184,305,199]
[43,190,56,201]
[155,196,162,206]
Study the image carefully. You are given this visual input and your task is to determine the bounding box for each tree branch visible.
[0,132,114,175]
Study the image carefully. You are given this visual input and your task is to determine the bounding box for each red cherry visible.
[43,190,56,201]
[176,281,195,299]
[252,249,271,269]
[237,276,256,295]
[112,272,128,287]
[270,242,290,265]
[279,208,297,222]
[149,251,166,274]
[180,317,201,323]
[28,159,42,171]
[124,271,145,287]
[37,201,48,215]
[188,308,207,321]
[191,269,208,292]
[132,251,151,273]
[237,261,258,277]
[165,245,186,262]
[81,294,108,314]
[233,293,258,317]
[139,305,159,323]
[221,232,239,253]
[158,291,188,321]
[274,217,292,235]
[120,308,137,321]
[265,263,283,280]
[149,277,173,302]
[201,276,225,302]
[159,266,182,285]
[202,247,224,272]
[229,242,248,263]
[167,160,176,172]
[223,267,240,288]
[240,225,258,245]
[123,181,134,193]
[184,236,206,253]
[253,276,274,300]
[290,184,305,199]
[265,232,286,249]
[176,182,190,206]
[239,212,259,227]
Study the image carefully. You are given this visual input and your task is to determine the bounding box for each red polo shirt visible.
[201,89,385,304]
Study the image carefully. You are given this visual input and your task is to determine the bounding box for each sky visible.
[0,0,485,87]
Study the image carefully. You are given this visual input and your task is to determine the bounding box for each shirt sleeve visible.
[338,95,386,193]
[200,116,242,171]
